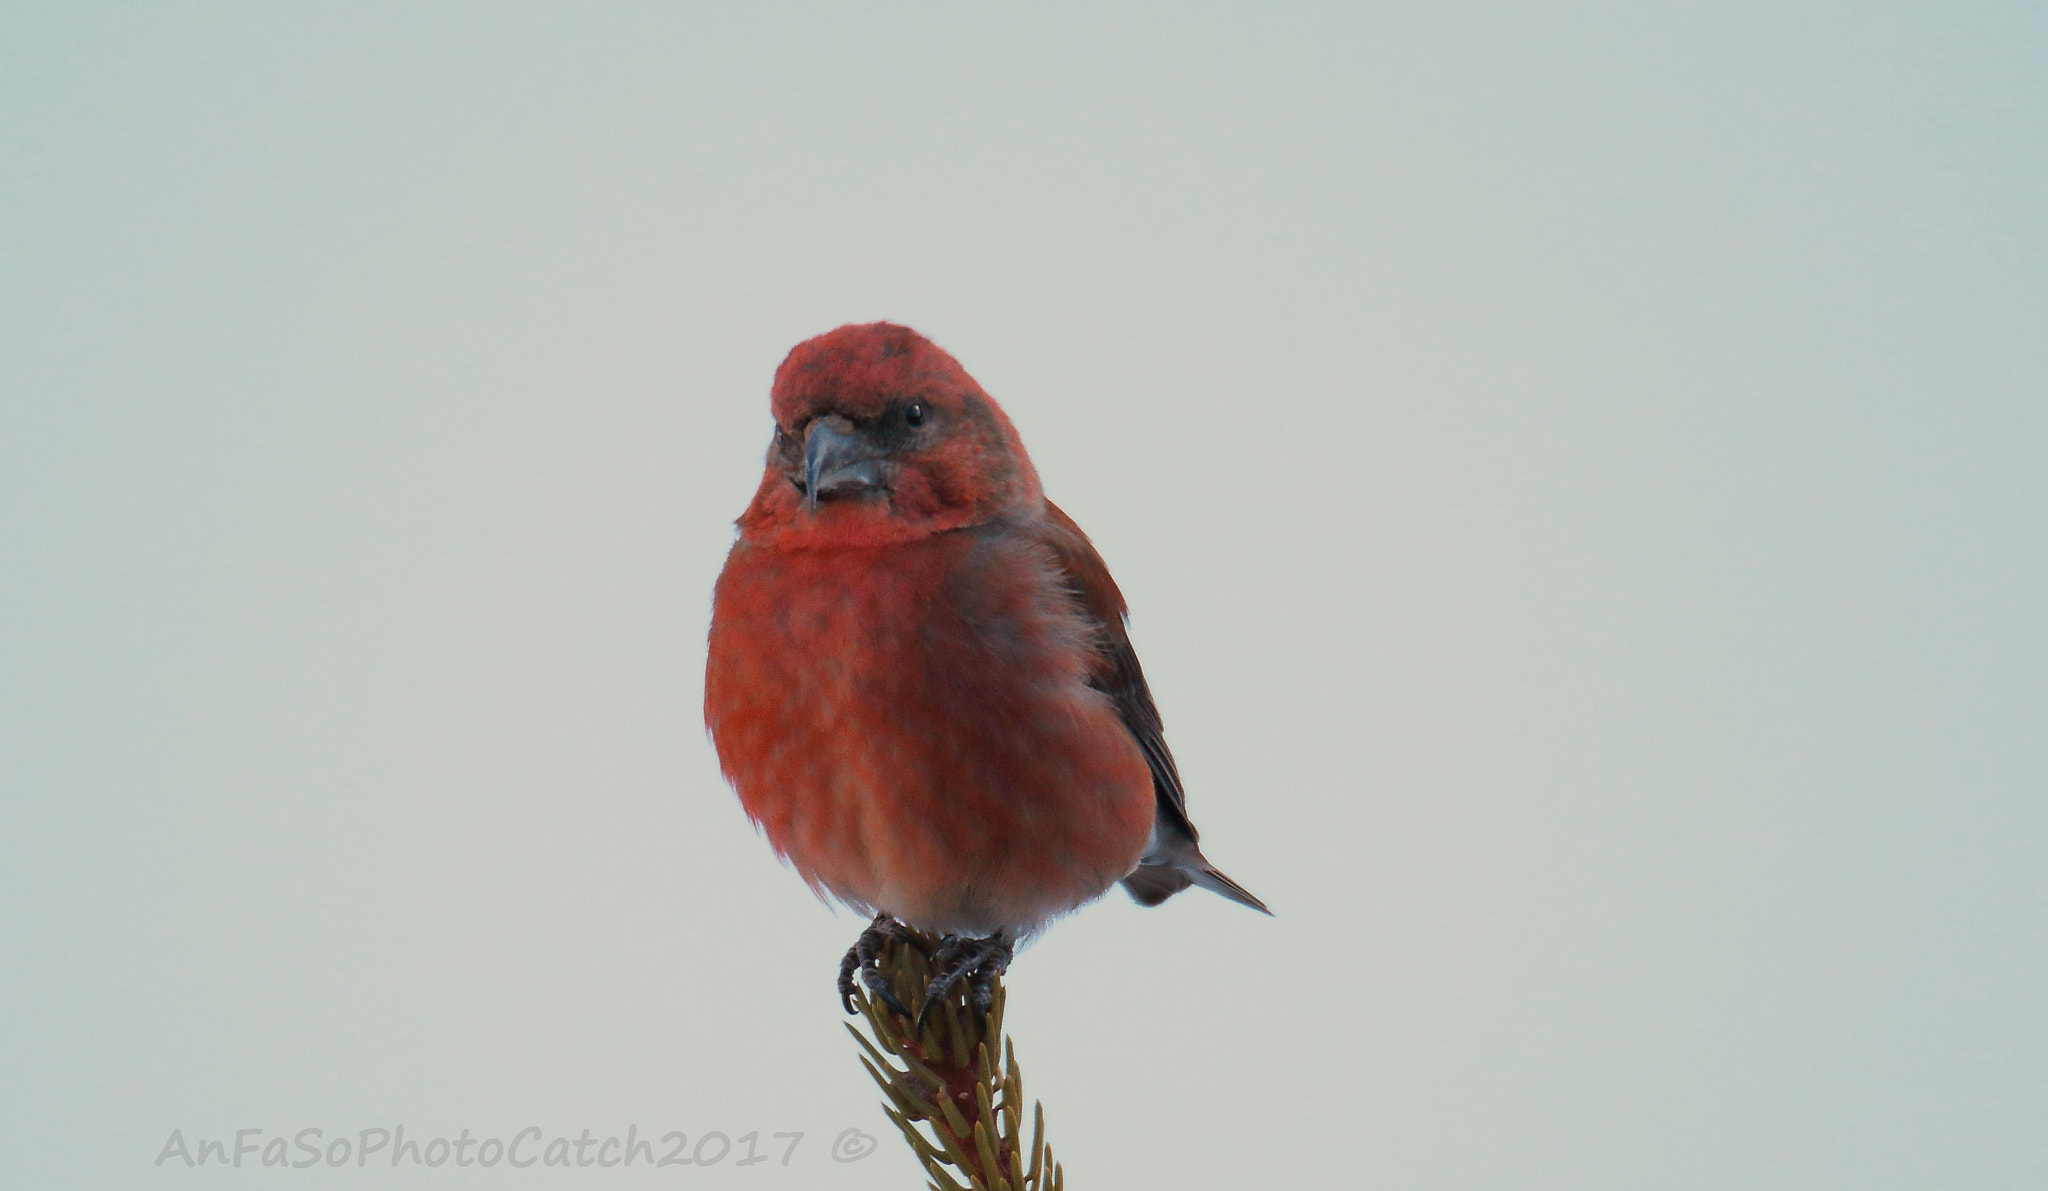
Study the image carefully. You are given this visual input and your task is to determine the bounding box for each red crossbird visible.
[705,322,1267,1018]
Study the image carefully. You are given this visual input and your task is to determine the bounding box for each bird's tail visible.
[1186,862,1271,914]
[1122,857,1271,915]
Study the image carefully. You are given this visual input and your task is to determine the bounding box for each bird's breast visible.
[703,530,1154,933]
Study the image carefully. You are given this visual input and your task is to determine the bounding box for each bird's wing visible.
[1033,502,1200,848]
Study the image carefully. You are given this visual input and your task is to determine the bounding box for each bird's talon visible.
[841,913,917,1019]
[914,931,1012,1029]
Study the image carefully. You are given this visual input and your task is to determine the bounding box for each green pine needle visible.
[847,930,1064,1191]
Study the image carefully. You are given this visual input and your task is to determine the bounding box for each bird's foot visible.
[839,913,923,1018]
[917,931,1013,1028]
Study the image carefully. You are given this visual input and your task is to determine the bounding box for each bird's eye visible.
[904,402,926,428]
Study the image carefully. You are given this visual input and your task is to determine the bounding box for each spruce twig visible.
[846,930,1064,1190]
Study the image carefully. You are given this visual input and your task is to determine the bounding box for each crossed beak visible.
[801,417,890,515]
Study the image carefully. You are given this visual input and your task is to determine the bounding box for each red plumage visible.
[705,322,1265,940]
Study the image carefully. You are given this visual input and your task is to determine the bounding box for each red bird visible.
[705,322,1267,1018]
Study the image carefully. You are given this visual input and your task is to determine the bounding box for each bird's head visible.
[735,322,1043,546]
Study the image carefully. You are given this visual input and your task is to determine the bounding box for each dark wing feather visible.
[1033,502,1269,915]
[1034,502,1200,848]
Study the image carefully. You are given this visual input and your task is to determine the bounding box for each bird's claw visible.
[915,931,1013,1029]
[839,913,918,1018]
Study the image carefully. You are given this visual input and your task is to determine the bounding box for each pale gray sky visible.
[3,4,2044,1188]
